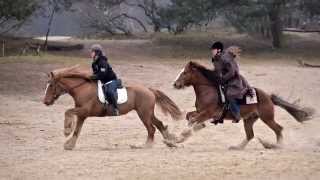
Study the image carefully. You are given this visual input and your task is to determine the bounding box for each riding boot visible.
[110,95,119,116]
[228,99,241,123]
[210,104,227,125]
[113,107,119,116]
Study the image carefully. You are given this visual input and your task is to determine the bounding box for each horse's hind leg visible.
[259,113,283,149]
[136,110,156,148]
[229,113,258,150]
[152,115,176,140]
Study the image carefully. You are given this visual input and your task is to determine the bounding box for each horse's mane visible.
[189,61,219,86]
[51,65,92,80]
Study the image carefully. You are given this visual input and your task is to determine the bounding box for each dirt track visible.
[1,54,320,180]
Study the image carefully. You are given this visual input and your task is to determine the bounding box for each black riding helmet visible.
[90,44,105,57]
[211,41,224,51]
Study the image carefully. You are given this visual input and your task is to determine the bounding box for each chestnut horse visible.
[43,66,182,150]
[165,61,314,149]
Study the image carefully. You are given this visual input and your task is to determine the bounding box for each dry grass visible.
[151,31,320,63]
[1,30,320,65]
[0,54,88,65]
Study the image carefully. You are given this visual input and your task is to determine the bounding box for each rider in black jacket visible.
[90,44,120,116]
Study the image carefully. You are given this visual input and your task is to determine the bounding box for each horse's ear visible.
[44,72,50,78]
[50,72,55,79]
[188,61,195,68]
[189,61,197,70]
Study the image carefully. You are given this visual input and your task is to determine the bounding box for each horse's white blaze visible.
[174,67,185,82]
[44,83,50,96]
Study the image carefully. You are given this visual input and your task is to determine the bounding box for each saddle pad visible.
[97,80,128,104]
[245,88,258,104]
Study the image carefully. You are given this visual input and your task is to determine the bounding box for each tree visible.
[39,0,75,50]
[300,0,320,18]
[0,0,38,34]
[84,0,147,35]
[224,0,286,48]
[123,0,170,32]
[158,0,222,34]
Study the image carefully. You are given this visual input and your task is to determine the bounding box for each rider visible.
[89,44,120,116]
[210,41,250,123]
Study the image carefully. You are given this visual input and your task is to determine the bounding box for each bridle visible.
[48,78,88,98]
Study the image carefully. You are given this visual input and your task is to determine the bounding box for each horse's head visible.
[43,72,66,106]
[174,61,200,89]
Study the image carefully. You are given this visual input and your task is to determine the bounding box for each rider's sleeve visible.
[95,60,108,80]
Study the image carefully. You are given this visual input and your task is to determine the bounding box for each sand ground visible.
[0,41,320,180]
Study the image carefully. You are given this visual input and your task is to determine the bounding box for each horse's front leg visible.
[188,109,214,125]
[64,108,76,137]
[186,111,198,121]
[63,108,88,150]
[175,109,213,144]
[64,116,86,150]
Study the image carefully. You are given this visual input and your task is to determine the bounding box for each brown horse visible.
[43,65,182,150]
[165,61,314,149]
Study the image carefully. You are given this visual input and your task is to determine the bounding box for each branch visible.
[298,60,320,68]
[0,19,27,35]
[283,28,320,33]
[121,13,148,32]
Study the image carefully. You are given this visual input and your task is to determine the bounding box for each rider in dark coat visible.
[90,44,120,116]
[211,42,250,123]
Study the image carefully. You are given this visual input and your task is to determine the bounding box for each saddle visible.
[97,80,128,104]
[212,86,258,125]
[219,86,258,105]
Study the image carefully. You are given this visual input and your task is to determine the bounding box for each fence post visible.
[2,40,5,57]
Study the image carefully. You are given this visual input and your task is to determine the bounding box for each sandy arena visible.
[1,43,320,179]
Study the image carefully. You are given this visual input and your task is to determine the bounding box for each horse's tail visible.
[271,94,314,122]
[149,88,183,120]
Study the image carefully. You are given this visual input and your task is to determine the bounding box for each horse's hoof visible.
[64,143,75,150]
[64,138,76,150]
[64,128,72,137]
[257,138,281,149]
[166,133,178,141]
[163,139,178,148]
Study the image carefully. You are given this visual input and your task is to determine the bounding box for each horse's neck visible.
[192,72,218,105]
[59,77,95,105]
[193,84,215,97]
[192,71,212,88]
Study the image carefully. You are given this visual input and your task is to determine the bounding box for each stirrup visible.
[210,118,224,125]
[232,118,240,123]
[210,104,227,125]
[113,108,120,116]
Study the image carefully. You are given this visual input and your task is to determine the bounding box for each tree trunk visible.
[154,24,160,32]
[44,7,56,51]
[268,0,283,48]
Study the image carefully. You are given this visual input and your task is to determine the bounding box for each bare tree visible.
[39,0,74,50]
[83,0,148,35]
[0,0,39,34]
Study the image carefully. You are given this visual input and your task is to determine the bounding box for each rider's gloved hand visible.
[248,88,255,97]
[89,75,98,80]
